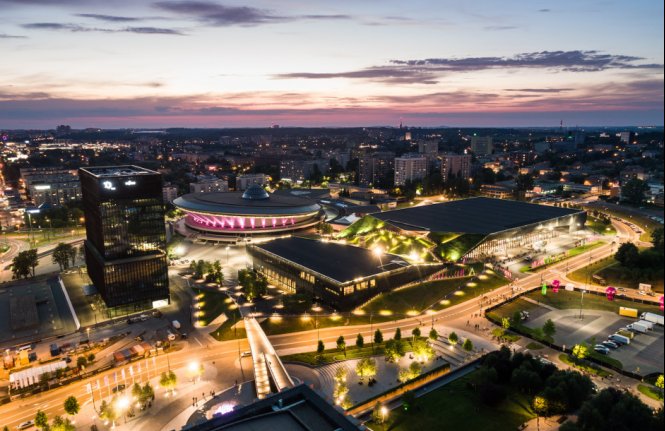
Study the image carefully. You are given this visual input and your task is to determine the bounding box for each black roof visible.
[371,197,583,235]
[173,190,321,216]
[253,237,409,284]
[184,384,360,431]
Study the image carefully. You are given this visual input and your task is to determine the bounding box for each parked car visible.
[112,384,126,393]
[594,345,610,355]
[601,341,619,349]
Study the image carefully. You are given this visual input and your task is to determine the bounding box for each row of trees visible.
[613,227,664,281]
[238,268,268,301]
[189,259,224,284]
[11,241,82,279]
[52,243,79,271]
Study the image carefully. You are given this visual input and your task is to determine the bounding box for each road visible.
[0,217,651,429]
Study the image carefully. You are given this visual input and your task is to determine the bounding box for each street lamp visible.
[115,395,130,424]
[26,208,40,247]
[226,245,230,264]
[380,405,388,425]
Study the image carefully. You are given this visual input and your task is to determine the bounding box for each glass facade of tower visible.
[80,166,169,312]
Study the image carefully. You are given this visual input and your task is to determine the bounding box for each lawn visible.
[367,371,535,431]
[520,241,605,274]
[524,289,662,315]
[559,354,613,377]
[586,217,617,236]
[637,384,663,401]
[360,267,507,316]
[205,292,247,341]
[282,344,383,366]
[192,288,230,326]
[569,256,664,293]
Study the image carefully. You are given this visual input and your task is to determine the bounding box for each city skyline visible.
[0,0,663,128]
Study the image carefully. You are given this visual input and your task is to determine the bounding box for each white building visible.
[441,154,472,181]
[394,154,427,186]
[189,176,229,194]
[236,173,268,191]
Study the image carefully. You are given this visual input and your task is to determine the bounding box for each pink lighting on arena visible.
[187,213,299,232]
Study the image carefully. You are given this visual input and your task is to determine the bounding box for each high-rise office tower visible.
[80,166,169,313]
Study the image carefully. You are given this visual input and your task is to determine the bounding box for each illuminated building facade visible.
[80,166,169,313]
[173,184,322,238]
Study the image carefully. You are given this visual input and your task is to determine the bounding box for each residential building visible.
[236,173,268,191]
[394,154,427,186]
[189,175,229,194]
[440,154,472,181]
[358,151,394,187]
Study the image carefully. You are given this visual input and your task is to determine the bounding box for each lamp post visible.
[26,208,40,247]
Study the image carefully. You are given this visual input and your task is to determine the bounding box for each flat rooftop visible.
[252,237,409,284]
[371,197,583,235]
[79,165,159,178]
[185,385,360,431]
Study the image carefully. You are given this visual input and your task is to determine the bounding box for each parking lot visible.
[513,299,664,376]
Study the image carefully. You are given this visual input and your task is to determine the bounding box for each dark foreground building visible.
[184,384,361,431]
[80,166,169,314]
[248,236,436,310]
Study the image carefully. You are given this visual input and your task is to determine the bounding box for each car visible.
[594,346,610,355]
[240,351,252,358]
[112,384,126,393]
[152,310,163,318]
[139,314,148,321]
[180,333,188,339]
[602,341,619,349]
[64,356,72,363]
[16,420,35,430]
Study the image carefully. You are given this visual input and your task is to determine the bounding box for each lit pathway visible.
[244,316,295,398]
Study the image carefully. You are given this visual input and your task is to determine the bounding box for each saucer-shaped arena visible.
[173,185,322,236]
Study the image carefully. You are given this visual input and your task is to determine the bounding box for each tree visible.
[572,344,589,361]
[511,311,522,326]
[652,228,664,252]
[374,329,384,345]
[621,177,649,205]
[356,333,364,349]
[384,339,405,362]
[501,317,511,330]
[570,387,659,430]
[615,242,640,267]
[412,338,435,362]
[448,332,458,346]
[355,358,377,381]
[52,243,74,271]
[87,353,95,362]
[51,416,75,431]
[542,319,556,339]
[429,327,438,341]
[656,374,664,398]
[411,327,421,339]
[159,370,177,393]
[515,173,535,197]
[394,327,402,341]
[77,356,88,369]
[99,400,117,424]
[463,338,474,351]
[63,395,80,417]
[11,249,38,279]
[512,366,543,395]
[317,339,325,355]
[336,335,346,356]
[35,410,48,430]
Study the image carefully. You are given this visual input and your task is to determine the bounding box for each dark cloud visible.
[153,1,284,25]
[76,13,142,22]
[278,50,663,85]
[506,88,573,93]
[390,51,662,72]
[538,8,551,12]
[153,1,351,26]
[0,33,27,38]
[276,67,439,85]
[22,22,185,35]
[124,26,184,35]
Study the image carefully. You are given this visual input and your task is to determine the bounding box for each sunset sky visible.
[0,0,663,128]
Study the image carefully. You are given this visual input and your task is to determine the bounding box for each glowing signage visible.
[125,180,137,186]
[102,181,116,191]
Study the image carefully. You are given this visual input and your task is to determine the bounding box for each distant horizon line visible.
[4,124,664,131]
